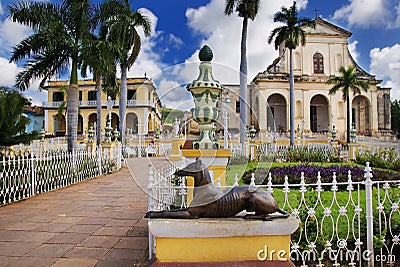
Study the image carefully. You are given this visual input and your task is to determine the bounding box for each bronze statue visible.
[145,158,289,220]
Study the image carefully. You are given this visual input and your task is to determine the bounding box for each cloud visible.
[0,18,32,57]
[332,0,397,28]
[348,40,359,62]
[370,44,400,99]
[0,57,19,86]
[185,0,303,86]
[126,0,309,110]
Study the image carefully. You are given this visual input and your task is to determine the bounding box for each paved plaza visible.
[0,157,170,267]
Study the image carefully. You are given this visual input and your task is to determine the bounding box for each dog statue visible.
[145,158,289,220]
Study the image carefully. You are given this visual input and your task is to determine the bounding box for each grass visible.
[225,160,400,260]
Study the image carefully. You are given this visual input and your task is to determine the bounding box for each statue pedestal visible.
[244,143,257,161]
[101,142,115,159]
[348,143,360,161]
[86,142,96,156]
[181,149,230,186]
[148,217,298,265]
[168,138,182,161]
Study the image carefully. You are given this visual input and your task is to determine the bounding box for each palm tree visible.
[327,66,369,144]
[100,0,151,145]
[268,1,315,146]
[8,0,95,152]
[80,18,119,145]
[225,0,259,144]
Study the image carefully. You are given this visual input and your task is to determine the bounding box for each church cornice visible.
[305,18,352,38]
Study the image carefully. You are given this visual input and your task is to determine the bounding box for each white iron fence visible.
[0,147,120,206]
[147,162,399,266]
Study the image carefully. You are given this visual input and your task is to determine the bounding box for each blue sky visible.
[0,0,400,110]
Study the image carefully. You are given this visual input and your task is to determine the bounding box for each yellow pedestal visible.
[148,217,298,264]
[168,138,182,161]
[181,149,231,186]
[348,143,360,161]
[101,142,115,158]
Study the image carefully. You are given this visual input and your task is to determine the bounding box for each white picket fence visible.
[147,162,399,266]
[0,147,121,206]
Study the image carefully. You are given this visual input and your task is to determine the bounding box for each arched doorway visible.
[107,113,119,130]
[252,96,260,130]
[310,95,329,133]
[54,114,66,136]
[148,114,153,134]
[78,114,83,134]
[88,113,97,129]
[352,96,370,135]
[267,94,287,132]
[126,112,139,134]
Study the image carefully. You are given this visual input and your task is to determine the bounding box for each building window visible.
[79,91,82,101]
[236,101,240,113]
[52,92,64,102]
[128,90,136,100]
[313,53,324,74]
[88,91,97,101]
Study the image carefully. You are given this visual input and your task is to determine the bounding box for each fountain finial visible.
[199,45,213,62]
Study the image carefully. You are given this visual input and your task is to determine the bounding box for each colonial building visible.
[219,18,391,141]
[253,17,392,138]
[42,77,162,138]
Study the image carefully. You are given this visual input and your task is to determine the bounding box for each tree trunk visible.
[239,17,248,145]
[119,66,127,145]
[289,48,295,147]
[96,75,102,145]
[67,59,79,152]
[347,95,351,144]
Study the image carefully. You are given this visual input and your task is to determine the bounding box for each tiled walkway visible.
[0,157,170,267]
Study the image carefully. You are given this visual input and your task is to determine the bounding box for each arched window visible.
[313,53,324,74]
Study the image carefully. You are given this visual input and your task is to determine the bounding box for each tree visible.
[0,87,38,146]
[391,99,400,135]
[100,0,151,145]
[8,0,95,152]
[80,8,119,145]
[268,1,315,146]
[327,66,369,144]
[225,0,260,144]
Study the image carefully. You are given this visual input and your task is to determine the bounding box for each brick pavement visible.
[0,157,170,267]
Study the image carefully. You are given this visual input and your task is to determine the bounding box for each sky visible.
[0,0,400,110]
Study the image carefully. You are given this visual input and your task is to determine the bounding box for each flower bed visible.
[242,164,400,185]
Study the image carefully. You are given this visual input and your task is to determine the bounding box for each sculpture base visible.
[151,260,294,266]
[148,217,298,264]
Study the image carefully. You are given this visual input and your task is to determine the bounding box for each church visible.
[220,18,392,141]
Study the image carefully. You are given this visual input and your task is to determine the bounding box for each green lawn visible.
[224,161,400,255]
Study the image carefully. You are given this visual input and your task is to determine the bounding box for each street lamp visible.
[223,92,231,149]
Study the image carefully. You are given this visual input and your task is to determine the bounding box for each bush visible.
[242,164,400,185]
[355,148,400,171]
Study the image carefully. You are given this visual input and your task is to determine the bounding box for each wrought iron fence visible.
[0,148,120,206]
[147,162,400,266]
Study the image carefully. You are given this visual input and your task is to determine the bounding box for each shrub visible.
[355,148,400,171]
[242,164,400,185]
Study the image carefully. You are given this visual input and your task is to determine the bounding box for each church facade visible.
[222,18,391,141]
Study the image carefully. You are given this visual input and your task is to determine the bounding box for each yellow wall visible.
[44,78,162,136]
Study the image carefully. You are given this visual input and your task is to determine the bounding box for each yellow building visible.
[42,77,162,139]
